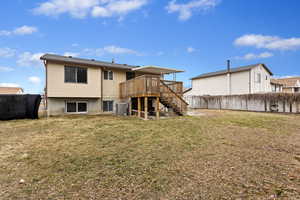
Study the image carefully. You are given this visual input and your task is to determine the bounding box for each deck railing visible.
[120,75,161,98]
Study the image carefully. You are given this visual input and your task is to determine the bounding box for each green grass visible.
[0,110,300,199]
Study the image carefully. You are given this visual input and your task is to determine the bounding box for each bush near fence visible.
[185,93,300,113]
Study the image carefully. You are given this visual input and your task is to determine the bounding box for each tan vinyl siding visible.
[47,62,101,98]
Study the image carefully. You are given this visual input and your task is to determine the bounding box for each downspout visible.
[249,70,252,94]
[43,60,48,113]
[101,67,104,112]
[227,60,231,95]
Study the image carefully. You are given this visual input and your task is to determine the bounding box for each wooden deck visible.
[119,75,188,118]
[119,75,183,98]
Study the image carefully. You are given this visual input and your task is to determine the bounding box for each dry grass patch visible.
[0,111,300,199]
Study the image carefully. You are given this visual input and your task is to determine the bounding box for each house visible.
[270,79,283,93]
[271,77,300,93]
[186,62,273,96]
[41,54,188,118]
[0,87,23,94]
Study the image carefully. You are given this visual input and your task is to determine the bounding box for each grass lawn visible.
[0,110,300,199]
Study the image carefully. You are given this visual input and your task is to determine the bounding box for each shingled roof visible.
[191,63,273,80]
[40,54,139,70]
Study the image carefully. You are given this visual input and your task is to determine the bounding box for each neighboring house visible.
[0,87,23,94]
[271,77,300,93]
[270,79,283,93]
[41,54,187,117]
[186,62,273,96]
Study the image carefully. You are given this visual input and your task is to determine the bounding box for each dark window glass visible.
[78,102,87,112]
[109,71,113,80]
[126,72,135,80]
[65,66,76,83]
[103,101,113,112]
[104,71,113,80]
[77,67,87,83]
[66,102,76,112]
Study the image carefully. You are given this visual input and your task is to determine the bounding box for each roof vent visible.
[112,58,115,63]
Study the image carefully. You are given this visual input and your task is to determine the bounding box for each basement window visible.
[65,66,87,83]
[104,70,113,80]
[103,101,114,112]
[66,101,88,113]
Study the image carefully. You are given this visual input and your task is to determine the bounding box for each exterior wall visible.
[46,62,131,115]
[250,64,272,93]
[47,62,101,98]
[190,74,228,96]
[230,71,250,94]
[48,98,101,116]
[102,70,126,99]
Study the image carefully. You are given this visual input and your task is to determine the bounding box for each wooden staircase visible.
[159,80,188,116]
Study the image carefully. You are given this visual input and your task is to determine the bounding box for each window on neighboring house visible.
[103,101,114,112]
[256,73,261,83]
[104,70,113,80]
[65,66,87,83]
[66,101,88,113]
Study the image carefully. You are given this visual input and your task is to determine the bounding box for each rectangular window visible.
[66,102,77,113]
[256,73,261,83]
[295,88,300,93]
[126,72,135,80]
[65,66,87,83]
[66,101,88,113]
[103,101,114,112]
[104,70,113,80]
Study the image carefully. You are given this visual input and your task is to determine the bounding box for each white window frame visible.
[104,70,113,80]
[103,100,114,112]
[65,101,88,114]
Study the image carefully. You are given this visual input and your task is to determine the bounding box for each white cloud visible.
[0,83,20,87]
[84,45,141,56]
[0,66,14,72]
[0,48,16,58]
[17,52,44,67]
[0,26,38,36]
[64,52,80,57]
[187,47,195,53]
[33,0,148,19]
[234,34,300,51]
[14,26,38,35]
[166,0,220,21]
[235,52,274,60]
[28,76,41,84]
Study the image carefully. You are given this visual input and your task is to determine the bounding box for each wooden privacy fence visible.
[185,93,300,113]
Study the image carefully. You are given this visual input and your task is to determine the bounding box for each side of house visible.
[42,54,138,116]
[271,77,300,93]
[186,63,272,96]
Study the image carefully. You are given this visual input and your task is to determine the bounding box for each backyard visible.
[0,110,300,199]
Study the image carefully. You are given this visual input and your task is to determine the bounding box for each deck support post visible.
[145,97,148,120]
[138,97,141,118]
[156,97,160,119]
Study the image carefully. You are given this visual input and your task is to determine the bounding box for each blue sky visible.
[0,0,300,93]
